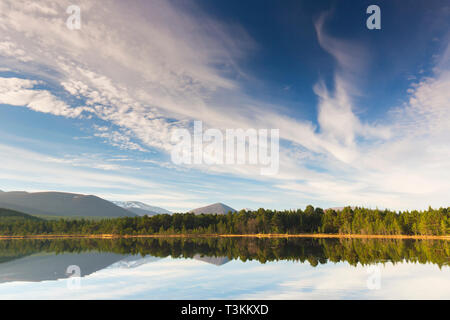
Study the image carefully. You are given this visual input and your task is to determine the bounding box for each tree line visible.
[0,205,448,236]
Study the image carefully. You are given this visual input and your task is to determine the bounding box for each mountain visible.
[113,201,171,216]
[325,206,356,212]
[0,191,136,218]
[190,203,237,215]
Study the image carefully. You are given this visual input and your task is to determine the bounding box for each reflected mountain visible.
[0,252,164,283]
[0,252,127,284]
[193,255,230,266]
[107,255,161,269]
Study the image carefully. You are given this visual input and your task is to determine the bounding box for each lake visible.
[0,237,448,299]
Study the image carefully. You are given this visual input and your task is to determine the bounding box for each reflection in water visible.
[0,237,448,267]
[0,252,127,283]
[0,238,448,299]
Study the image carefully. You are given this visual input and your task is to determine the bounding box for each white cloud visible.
[0,40,32,62]
[93,127,147,152]
[0,77,91,118]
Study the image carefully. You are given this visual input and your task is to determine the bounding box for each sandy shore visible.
[0,233,448,240]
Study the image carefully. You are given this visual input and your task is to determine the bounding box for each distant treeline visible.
[0,205,448,236]
[0,237,448,267]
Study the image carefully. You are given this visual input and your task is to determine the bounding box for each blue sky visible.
[0,0,449,211]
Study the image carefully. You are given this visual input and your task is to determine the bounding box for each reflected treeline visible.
[0,237,448,267]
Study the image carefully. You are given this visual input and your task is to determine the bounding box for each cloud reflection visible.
[0,257,448,300]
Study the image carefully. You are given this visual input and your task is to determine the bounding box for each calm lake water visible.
[0,237,448,299]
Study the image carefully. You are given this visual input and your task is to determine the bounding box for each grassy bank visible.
[0,233,449,240]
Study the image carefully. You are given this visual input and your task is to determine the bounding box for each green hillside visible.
[0,208,43,223]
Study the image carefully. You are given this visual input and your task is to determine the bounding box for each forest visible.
[0,205,448,236]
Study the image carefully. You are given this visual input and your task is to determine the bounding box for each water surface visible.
[0,238,448,299]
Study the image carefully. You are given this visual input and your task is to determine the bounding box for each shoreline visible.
[0,233,449,240]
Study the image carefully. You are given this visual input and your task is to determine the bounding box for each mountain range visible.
[0,190,238,219]
[0,191,136,218]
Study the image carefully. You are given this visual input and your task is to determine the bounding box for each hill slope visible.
[190,203,237,215]
[0,208,43,222]
[113,201,171,216]
[0,191,136,218]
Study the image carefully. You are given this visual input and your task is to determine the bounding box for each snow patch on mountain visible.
[113,201,171,215]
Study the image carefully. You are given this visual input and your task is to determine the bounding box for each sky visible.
[0,0,449,212]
